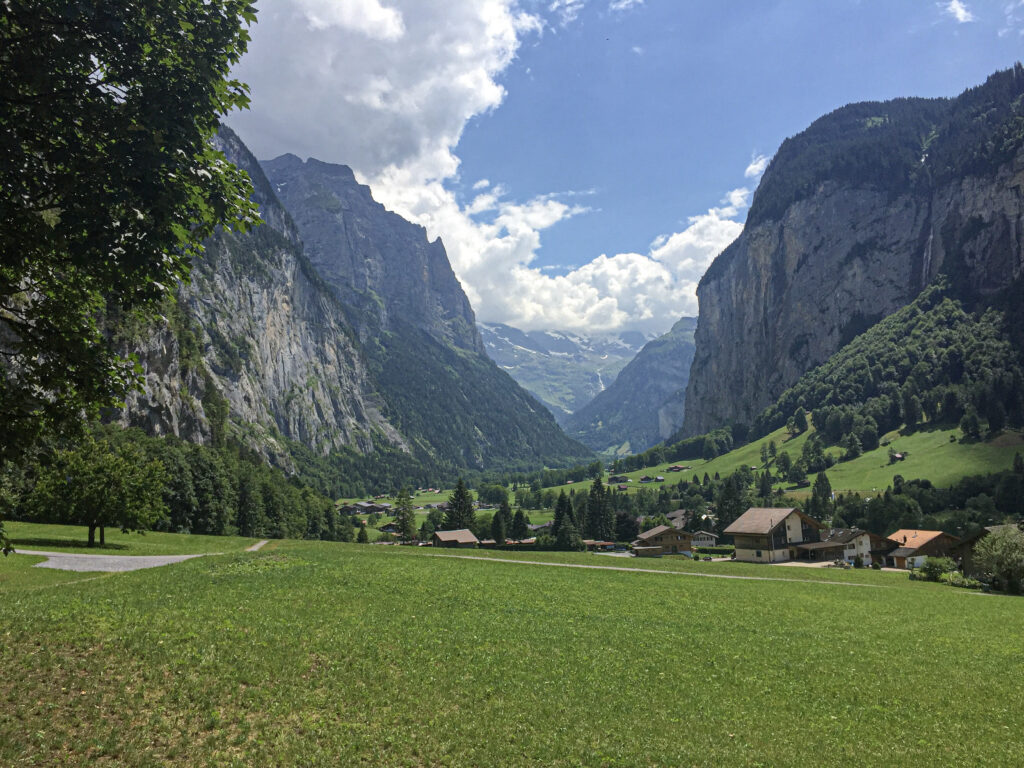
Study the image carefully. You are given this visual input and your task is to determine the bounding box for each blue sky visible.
[231,0,1024,334]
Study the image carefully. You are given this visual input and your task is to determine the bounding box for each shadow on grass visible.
[10,537,130,552]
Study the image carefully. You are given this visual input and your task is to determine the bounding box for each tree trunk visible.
[99,526,105,546]
[88,525,96,547]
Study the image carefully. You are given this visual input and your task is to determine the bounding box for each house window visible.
[756,550,762,558]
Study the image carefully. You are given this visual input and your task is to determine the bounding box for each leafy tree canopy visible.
[1,0,258,464]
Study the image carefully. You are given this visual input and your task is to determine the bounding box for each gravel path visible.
[15,550,209,573]
[246,540,269,552]
[428,553,888,588]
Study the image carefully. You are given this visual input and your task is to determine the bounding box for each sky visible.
[228,0,1024,336]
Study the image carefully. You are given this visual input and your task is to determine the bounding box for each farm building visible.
[884,529,960,569]
[724,507,823,563]
[634,525,693,556]
[432,530,479,548]
[692,530,719,548]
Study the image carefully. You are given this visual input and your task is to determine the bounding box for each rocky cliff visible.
[564,317,696,453]
[118,127,589,476]
[682,65,1024,437]
[118,127,404,464]
[261,155,483,354]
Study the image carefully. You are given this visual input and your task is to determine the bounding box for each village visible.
[340,494,1006,582]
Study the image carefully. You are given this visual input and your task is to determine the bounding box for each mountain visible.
[478,323,650,421]
[563,317,697,454]
[682,65,1024,437]
[117,127,590,487]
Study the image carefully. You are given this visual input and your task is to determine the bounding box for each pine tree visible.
[555,519,585,551]
[357,524,369,543]
[552,491,571,536]
[1014,452,1024,475]
[511,508,529,540]
[587,477,613,540]
[490,513,506,545]
[444,478,475,530]
[498,499,513,534]
[394,488,417,542]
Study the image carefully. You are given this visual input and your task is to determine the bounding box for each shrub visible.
[940,571,983,590]
[919,556,957,582]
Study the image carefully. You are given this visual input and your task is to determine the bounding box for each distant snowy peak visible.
[478,322,654,423]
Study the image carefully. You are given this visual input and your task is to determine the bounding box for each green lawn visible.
[4,522,259,556]
[2,539,1021,766]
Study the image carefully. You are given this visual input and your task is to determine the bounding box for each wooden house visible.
[691,530,719,548]
[884,529,960,569]
[432,529,479,548]
[724,507,823,563]
[634,525,693,556]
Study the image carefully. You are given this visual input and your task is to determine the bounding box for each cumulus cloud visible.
[293,0,404,39]
[609,0,644,11]
[942,0,975,23]
[230,0,748,335]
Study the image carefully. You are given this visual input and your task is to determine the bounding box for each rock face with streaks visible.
[118,127,589,472]
[682,66,1024,437]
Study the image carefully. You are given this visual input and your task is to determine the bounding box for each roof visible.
[889,547,916,559]
[816,527,869,545]
[638,525,692,540]
[693,530,719,539]
[723,508,821,536]
[797,540,848,551]
[886,529,947,552]
[666,509,688,520]
[432,529,479,544]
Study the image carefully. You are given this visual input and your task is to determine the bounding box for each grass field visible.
[2,534,1022,766]
[4,522,259,556]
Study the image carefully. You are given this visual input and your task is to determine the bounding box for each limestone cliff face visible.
[118,127,588,472]
[118,128,404,462]
[261,155,483,354]
[683,68,1024,436]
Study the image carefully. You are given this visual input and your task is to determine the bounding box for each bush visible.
[939,571,983,590]
[919,556,957,582]
[871,562,882,570]
[694,546,735,556]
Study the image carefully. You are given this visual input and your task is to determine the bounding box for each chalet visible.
[724,507,824,563]
[635,525,693,556]
[431,529,479,548]
[377,522,400,535]
[667,465,687,472]
[692,530,719,548]
[884,529,960,569]
[582,539,616,551]
[617,485,629,492]
[528,521,553,532]
[608,475,630,483]
[796,528,895,565]
[639,475,654,483]
[655,476,665,483]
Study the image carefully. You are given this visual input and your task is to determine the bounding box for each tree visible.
[555,519,585,551]
[960,411,982,441]
[393,488,417,542]
[1,1,258,465]
[444,478,475,531]
[808,472,833,522]
[792,407,808,434]
[552,491,572,536]
[1014,452,1024,476]
[497,499,513,536]
[510,508,529,541]
[490,513,506,545]
[28,434,168,546]
[973,526,1024,594]
[356,524,369,544]
[587,477,614,540]
[776,451,793,477]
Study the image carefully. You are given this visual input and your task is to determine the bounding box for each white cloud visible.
[631,45,645,55]
[230,0,748,335]
[549,0,586,26]
[293,0,405,39]
[942,0,975,23]
[744,153,770,178]
[999,0,1024,35]
[609,0,643,10]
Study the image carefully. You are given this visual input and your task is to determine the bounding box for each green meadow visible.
[3,522,259,556]
[2,531,1022,766]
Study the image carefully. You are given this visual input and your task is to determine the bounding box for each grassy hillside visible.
[2,539,1022,765]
